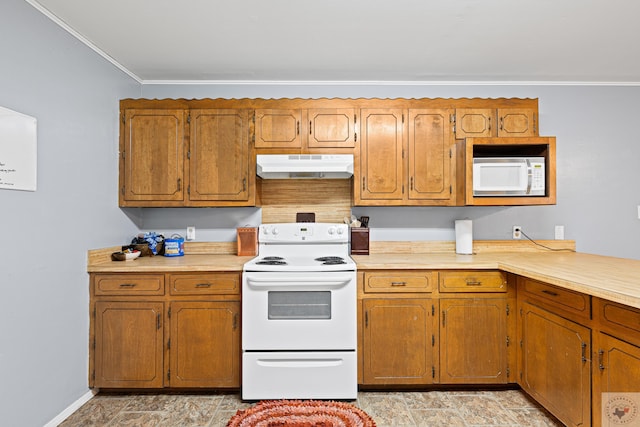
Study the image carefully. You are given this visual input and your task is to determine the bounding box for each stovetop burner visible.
[315,256,347,265]
[256,256,287,266]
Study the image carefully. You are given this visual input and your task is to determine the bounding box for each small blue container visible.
[164,234,185,257]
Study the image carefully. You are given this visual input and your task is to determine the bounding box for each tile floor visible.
[58,389,564,426]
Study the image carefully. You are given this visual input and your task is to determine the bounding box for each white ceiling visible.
[26,0,640,84]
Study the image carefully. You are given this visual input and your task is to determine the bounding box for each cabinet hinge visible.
[432,305,435,316]
[402,184,404,194]
[167,370,170,380]
[354,132,357,143]
[449,149,452,158]
[506,336,510,347]
[432,335,435,346]
[506,304,510,316]
[122,113,125,124]
[507,367,510,378]
[93,338,96,350]
[187,114,191,123]
[442,311,446,327]
[520,339,523,348]
[121,186,125,196]
[187,185,190,195]
[452,124,456,133]
[122,151,125,159]
[167,338,171,350]
[354,114,357,125]
[93,308,96,318]
[92,371,95,381]
[432,366,436,378]
[187,151,191,160]
[168,307,171,318]
[450,113,455,123]
[449,185,452,194]
[402,114,405,123]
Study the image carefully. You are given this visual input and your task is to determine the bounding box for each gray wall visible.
[0,1,140,425]
[142,84,640,260]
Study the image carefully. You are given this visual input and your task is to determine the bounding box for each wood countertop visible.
[354,251,640,310]
[87,242,640,310]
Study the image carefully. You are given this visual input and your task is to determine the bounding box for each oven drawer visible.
[242,351,357,400]
[364,271,435,293]
[93,274,165,296]
[169,273,240,295]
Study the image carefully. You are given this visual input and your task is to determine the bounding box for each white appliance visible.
[473,157,545,196]
[242,223,357,400]
[256,154,354,179]
[455,219,473,255]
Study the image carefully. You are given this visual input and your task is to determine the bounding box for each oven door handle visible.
[257,358,345,368]
[246,276,353,289]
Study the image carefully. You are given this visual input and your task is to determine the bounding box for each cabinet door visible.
[358,109,404,201]
[520,301,591,427]
[254,109,302,148]
[189,109,251,202]
[362,298,434,384]
[94,301,164,388]
[407,109,454,201]
[440,298,508,384]
[122,109,185,203]
[455,108,495,138]
[497,108,536,137]
[308,108,356,148]
[593,333,640,427]
[170,301,240,388]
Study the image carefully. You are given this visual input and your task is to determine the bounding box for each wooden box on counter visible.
[350,227,369,255]
[237,227,258,256]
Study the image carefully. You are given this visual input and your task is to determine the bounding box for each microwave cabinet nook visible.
[118,97,556,207]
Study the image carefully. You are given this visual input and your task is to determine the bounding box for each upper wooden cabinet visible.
[119,102,255,207]
[455,108,537,139]
[354,108,459,206]
[189,109,252,203]
[121,108,186,203]
[254,108,356,150]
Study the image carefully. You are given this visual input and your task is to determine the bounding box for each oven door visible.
[242,271,356,351]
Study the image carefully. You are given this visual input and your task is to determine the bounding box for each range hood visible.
[256,154,354,179]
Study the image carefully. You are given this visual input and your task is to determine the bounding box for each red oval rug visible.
[226,399,377,427]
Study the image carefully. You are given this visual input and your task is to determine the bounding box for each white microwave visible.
[473,157,545,196]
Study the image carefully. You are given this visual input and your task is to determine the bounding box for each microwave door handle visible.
[526,159,533,194]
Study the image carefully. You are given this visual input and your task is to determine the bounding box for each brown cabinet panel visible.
[408,109,454,201]
[94,301,164,388]
[189,109,251,202]
[122,109,185,203]
[169,301,240,388]
[455,108,495,138]
[363,271,435,293]
[497,108,536,137]
[358,108,404,201]
[440,298,508,383]
[169,273,240,295]
[254,109,302,148]
[308,108,356,148]
[94,273,165,296]
[592,333,640,427]
[362,298,435,384]
[520,277,590,319]
[439,271,506,293]
[519,301,591,427]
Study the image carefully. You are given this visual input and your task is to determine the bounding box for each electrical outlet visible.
[554,225,565,240]
[186,226,196,241]
[512,226,522,239]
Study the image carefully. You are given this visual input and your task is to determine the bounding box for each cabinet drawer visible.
[595,298,640,338]
[439,271,506,292]
[94,274,164,296]
[169,273,240,295]
[519,277,590,317]
[363,271,435,293]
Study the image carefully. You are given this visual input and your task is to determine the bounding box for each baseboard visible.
[44,389,96,427]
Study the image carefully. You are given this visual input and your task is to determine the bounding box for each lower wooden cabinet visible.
[94,301,165,388]
[169,301,240,387]
[519,301,591,427]
[90,272,241,389]
[440,298,508,383]
[362,298,436,384]
[592,333,640,427]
